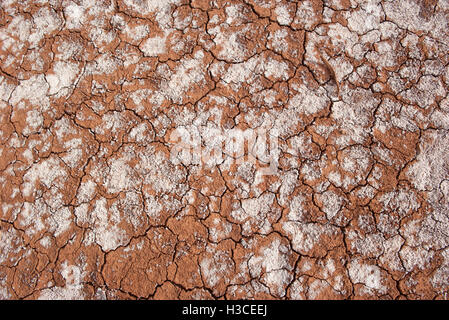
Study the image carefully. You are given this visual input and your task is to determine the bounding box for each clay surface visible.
[0,0,448,300]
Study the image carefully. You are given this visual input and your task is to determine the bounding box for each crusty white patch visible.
[248,239,293,297]
[140,35,167,57]
[9,75,49,109]
[407,130,449,191]
[46,61,80,96]
[21,157,66,197]
[86,198,128,252]
[38,261,85,300]
[348,259,386,294]
[282,221,339,254]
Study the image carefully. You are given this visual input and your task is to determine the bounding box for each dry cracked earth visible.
[0,0,449,300]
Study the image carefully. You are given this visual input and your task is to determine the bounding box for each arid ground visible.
[0,0,448,299]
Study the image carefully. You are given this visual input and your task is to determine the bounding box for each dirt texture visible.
[0,0,448,300]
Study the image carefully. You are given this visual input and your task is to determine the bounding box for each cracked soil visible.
[0,0,449,300]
